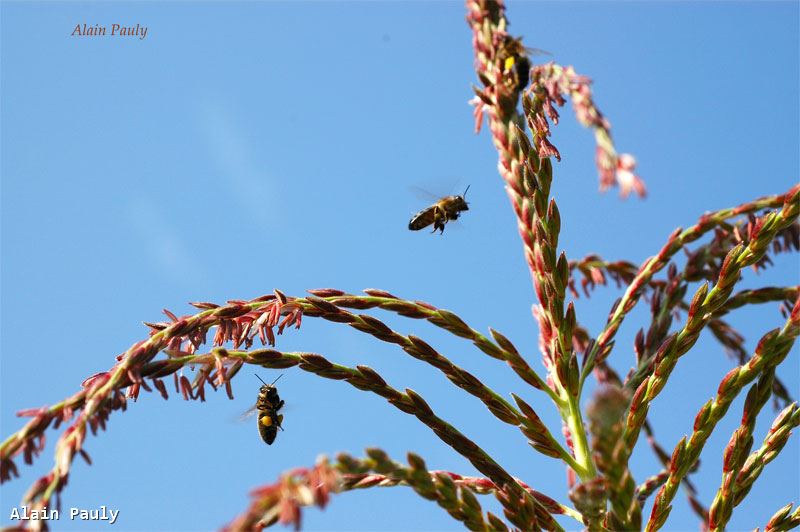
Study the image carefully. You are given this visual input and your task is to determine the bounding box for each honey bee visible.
[253,374,285,445]
[497,36,550,92]
[408,186,470,234]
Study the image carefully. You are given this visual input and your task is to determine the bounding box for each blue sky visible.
[1,1,798,531]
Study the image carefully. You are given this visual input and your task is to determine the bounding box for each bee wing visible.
[526,47,552,57]
[238,403,290,422]
[408,186,441,202]
[409,178,464,200]
[239,404,258,421]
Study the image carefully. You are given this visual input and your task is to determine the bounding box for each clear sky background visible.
[1,2,798,531]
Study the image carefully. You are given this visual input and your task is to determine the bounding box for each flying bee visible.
[253,374,285,445]
[408,185,470,234]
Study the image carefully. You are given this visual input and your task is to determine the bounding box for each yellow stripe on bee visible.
[260,416,273,427]
[504,56,516,72]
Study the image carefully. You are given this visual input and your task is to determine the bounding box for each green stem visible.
[562,392,595,481]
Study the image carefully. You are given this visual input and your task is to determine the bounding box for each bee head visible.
[255,373,283,392]
[459,185,471,210]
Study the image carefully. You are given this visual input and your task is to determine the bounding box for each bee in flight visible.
[253,374,285,445]
[408,185,470,234]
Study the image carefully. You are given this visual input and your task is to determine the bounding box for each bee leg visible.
[439,212,451,234]
[431,206,446,234]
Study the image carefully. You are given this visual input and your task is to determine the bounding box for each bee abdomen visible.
[258,412,278,445]
[408,207,435,230]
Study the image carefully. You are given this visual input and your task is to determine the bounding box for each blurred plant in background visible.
[2,1,798,530]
